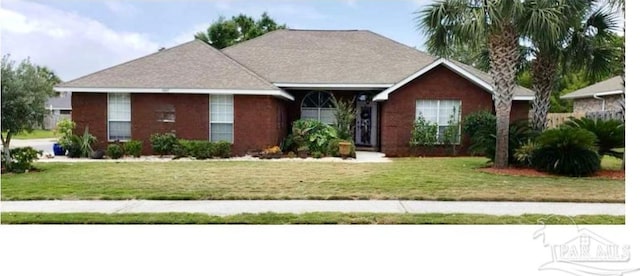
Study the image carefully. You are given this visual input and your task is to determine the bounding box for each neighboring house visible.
[560,76,624,114]
[54,29,533,157]
[43,92,72,130]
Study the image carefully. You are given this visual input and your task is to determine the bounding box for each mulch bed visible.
[478,167,624,180]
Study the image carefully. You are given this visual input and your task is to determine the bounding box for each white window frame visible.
[300,91,336,125]
[107,93,131,141]
[415,99,462,144]
[209,94,234,143]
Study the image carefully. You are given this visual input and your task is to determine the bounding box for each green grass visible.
[2,130,57,139]
[1,158,624,202]
[0,212,624,224]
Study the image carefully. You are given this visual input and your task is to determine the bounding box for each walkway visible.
[0,200,624,216]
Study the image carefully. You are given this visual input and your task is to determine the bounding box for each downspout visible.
[593,94,605,111]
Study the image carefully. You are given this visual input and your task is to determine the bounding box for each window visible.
[108,93,131,141]
[415,100,461,143]
[210,94,233,143]
[301,91,336,125]
[155,104,175,123]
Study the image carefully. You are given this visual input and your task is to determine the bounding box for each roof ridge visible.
[196,39,278,90]
[57,40,196,85]
[362,30,437,59]
[221,29,286,52]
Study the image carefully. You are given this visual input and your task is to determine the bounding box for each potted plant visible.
[338,141,352,158]
[297,146,309,159]
[53,118,76,156]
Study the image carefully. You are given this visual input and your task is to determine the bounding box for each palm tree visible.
[529,0,620,132]
[416,0,564,168]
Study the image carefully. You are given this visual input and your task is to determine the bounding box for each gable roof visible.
[373,58,535,101]
[222,29,436,85]
[55,40,291,98]
[560,76,624,99]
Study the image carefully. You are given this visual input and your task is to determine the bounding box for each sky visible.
[0,0,435,81]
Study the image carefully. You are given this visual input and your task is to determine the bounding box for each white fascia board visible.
[273,83,393,90]
[513,96,534,101]
[373,58,493,101]
[54,87,294,101]
[560,90,624,100]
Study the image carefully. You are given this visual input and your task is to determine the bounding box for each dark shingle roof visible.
[57,40,278,90]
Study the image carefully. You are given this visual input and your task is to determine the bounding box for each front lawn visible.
[0,212,624,224]
[0,158,624,202]
[2,130,57,139]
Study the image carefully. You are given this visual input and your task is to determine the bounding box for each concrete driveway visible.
[3,138,56,154]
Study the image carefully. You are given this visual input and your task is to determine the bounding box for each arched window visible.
[301,91,336,124]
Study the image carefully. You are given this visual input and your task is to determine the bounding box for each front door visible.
[355,93,377,147]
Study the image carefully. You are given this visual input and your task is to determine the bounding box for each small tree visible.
[331,97,356,140]
[195,12,286,49]
[410,116,438,151]
[1,55,57,169]
[442,106,461,155]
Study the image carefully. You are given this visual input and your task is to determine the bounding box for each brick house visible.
[54,29,533,157]
[560,76,624,114]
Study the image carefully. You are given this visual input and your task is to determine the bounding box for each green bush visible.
[190,141,215,159]
[106,144,124,159]
[212,141,232,158]
[531,127,600,177]
[471,120,537,164]
[54,118,76,149]
[123,140,143,157]
[292,119,338,153]
[67,127,96,158]
[462,110,496,138]
[514,140,538,167]
[1,147,41,173]
[564,117,624,159]
[326,139,356,157]
[150,133,178,156]
[312,151,323,159]
[410,116,438,147]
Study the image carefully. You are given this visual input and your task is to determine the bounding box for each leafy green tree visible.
[1,55,57,168]
[195,12,286,49]
[416,0,565,168]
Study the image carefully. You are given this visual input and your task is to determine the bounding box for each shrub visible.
[472,120,537,164]
[462,110,496,138]
[1,147,41,173]
[150,133,177,156]
[106,144,124,159]
[291,119,338,153]
[410,116,438,148]
[67,127,96,158]
[54,118,76,149]
[564,117,624,159]
[531,127,600,177]
[123,140,143,157]
[212,141,232,158]
[190,141,215,159]
[312,151,323,159]
[326,139,355,157]
[332,97,356,140]
[514,140,538,167]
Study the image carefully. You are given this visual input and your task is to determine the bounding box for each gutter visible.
[593,94,605,111]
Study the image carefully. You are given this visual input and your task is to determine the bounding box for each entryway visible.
[355,92,378,148]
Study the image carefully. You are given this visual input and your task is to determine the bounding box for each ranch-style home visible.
[54,29,533,157]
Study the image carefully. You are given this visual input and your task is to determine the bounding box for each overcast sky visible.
[0,0,436,81]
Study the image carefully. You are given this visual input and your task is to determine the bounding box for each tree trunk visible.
[487,25,520,168]
[531,55,557,132]
[1,133,12,171]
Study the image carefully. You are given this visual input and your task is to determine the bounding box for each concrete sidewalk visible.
[0,200,625,216]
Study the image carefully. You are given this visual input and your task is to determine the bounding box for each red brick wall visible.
[380,65,530,157]
[234,95,287,155]
[71,93,108,151]
[511,101,530,122]
[131,94,209,154]
[72,93,287,156]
